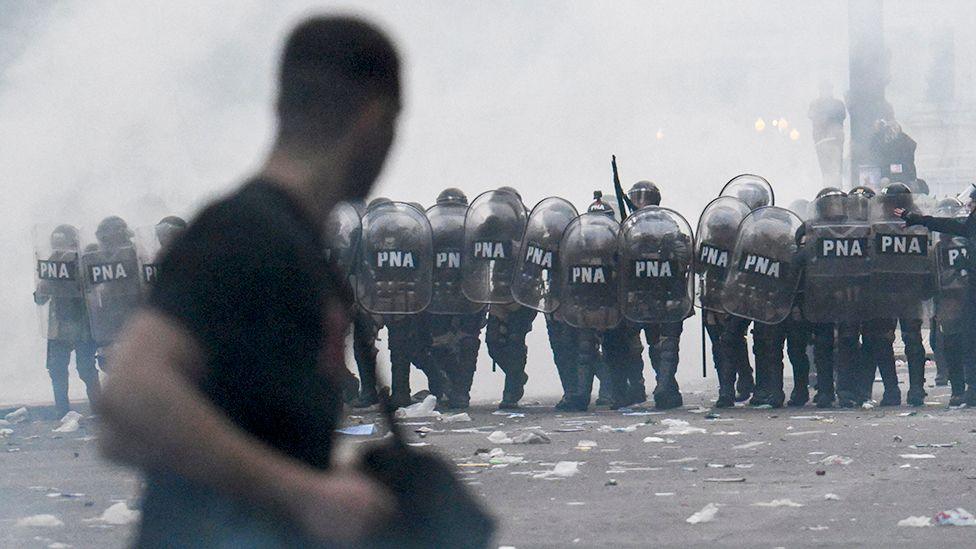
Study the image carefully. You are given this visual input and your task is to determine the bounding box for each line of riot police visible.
[32,215,187,417]
[334,172,976,412]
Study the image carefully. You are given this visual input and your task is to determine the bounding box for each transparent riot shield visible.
[134,226,164,289]
[557,213,620,331]
[932,201,970,334]
[720,174,775,210]
[694,197,752,312]
[33,224,87,340]
[426,202,482,314]
[324,201,363,278]
[721,206,803,324]
[801,194,872,323]
[461,190,527,303]
[868,193,933,318]
[81,231,143,345]
[356,202,433,314]
[512,197,578,313]
[619,207,695,323]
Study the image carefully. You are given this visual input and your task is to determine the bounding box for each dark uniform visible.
[487,302,537,408]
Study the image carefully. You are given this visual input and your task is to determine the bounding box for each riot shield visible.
[868,193,933,318]
[81,234,143,345]
[801,194,872,322]
[721,206,803,324]
[356,202,433,314]
[324,201,363,278]
[619,207,695,323]
[932,201,970,334]
[33,224,87,340]
[134,226,164,288]
[557,213,620,331]
[461,190,527,303]
[720,174,775,210]
[512,197,578,313]
[426,202,482,314]
[694,197,752,312]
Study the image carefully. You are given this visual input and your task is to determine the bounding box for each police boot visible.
[766,366,785,408]
[499,368,527,410]
[813,390,834,408]
[651,357,682,410]
[948,393,967,408]
[390,361,412,409]
[735,367,754,402]
[608,366,633,410]
[788,386,809,407]
[878,365,901,406]
[906,364,927,407]
[594,360,613,406]
[715,363,736,408]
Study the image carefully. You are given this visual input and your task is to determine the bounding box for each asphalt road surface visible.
[1,376,974,548]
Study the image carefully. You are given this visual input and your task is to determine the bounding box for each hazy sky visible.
[1,1,971,403]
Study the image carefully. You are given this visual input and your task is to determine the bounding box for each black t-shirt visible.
[149,179,342,470]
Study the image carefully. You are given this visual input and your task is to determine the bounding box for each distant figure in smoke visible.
[808,81,846,189]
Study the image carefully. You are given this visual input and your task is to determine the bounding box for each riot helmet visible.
[813,188,846,221]
[880,182,914,212]
[155,216,187,249]
[587,190,616,217]
[367,197,393,211]
[436,187,468,206]
[497,186,522,200]
[50,224,80,250]
[849,185,876,199]
[95,216,134,249]
[720,174,774,210]
[627,181,661,209]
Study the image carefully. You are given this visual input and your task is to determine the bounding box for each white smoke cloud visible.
[0,1,967,403]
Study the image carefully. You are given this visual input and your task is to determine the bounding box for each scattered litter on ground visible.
[711,431,742,436]
[686,503,719,524]
[395,396,440,418]
[655,419,706,435]
[642,436,675,443]
[492,411,525,418]
[605,479,618,486]
[732,441,766,450]
[704,477,746,483]
[687,407,710,414]
[897,516,932,527]
[898,412,917,417]
[533,461,580,479]
[668,457,698,463]
[52,411,83,433]
[734,463,754,469]
[554,427,587,432]
[655,492,675,497]
[911,443,955,448]
[598,423,645,433]
[804,525,829,531]
[16,515,63,527]
[899,454,936,460]
[407,442,429,447]
[824,493,840,501]
[336,424,375,436]
[0,428,12,437]
[861,402,875,410]
[934,508,976,526]
[488,429,550,444]
[785,430,825,437]
[789,415,824,420]
[85,502,140,525]
[622,411,662,416]
[566,501,586,506]
[440,412,472,423]
[46,492,85,499]
[5,407,29,424]
[815,470,826,476]
[819,455,853,466]
[707,463,730,468]
[47,543,72,549]
[576,440,598,450]
[752,499,803,507]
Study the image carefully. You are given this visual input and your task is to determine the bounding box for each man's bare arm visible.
[97,310,391,540]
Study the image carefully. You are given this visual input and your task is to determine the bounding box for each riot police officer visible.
[426,188,488,409]
[33,224,100,417]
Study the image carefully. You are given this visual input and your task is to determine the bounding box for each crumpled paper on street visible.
[656,419,706,435]
[52,411,83,433]
[533,461,579,479]
[686,503,718,524]
[86,502,140,525]
[16,514,63,527]
[5,407,29,424]
[395,395,440,419]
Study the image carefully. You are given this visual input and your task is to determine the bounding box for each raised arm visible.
[97,309,390,542]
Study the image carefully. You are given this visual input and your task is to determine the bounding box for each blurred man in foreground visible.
[97,16,401,546]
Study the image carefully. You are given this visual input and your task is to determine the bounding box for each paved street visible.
[1,376,975,548]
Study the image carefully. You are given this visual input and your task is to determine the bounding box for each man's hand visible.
[893,207,908,219]
[290,469,394,543]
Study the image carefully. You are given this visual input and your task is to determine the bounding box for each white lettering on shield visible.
[38,260,75,280]
[89,262,130,284]
[571,266,607,284]
[474,241,506,259]
[435,251,461,269]
[741,254,781,278]
[377,250,415,268]
[524,245,553,268]
[634,260,673,278]
[876,234,926,256]
[699,244,728,268]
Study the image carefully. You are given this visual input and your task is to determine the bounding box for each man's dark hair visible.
[277,16,400,143]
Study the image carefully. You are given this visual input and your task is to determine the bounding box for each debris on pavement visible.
[86,502,140,525]
[898,454,936,460]
[686,503,719,524]
[6,407,29,424]
[752,499,804,507]
[732,441,766,450]
[533,461,580,479]
[897,516,932,527]
[819,455,853,466]
[575,440,598,450]
[336,424,375,436]
[0,428,13,437]
[643,436,675,443]
[487,429,550,445]
[605,479,618,486]
[440,412,472,423]
[16,514,63,527]
[934,508,976,526]
[394,395,440,419]
[655,419,706,435]
[824,493,840,501]
[52,411,83,433]
[598,423,645,433]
